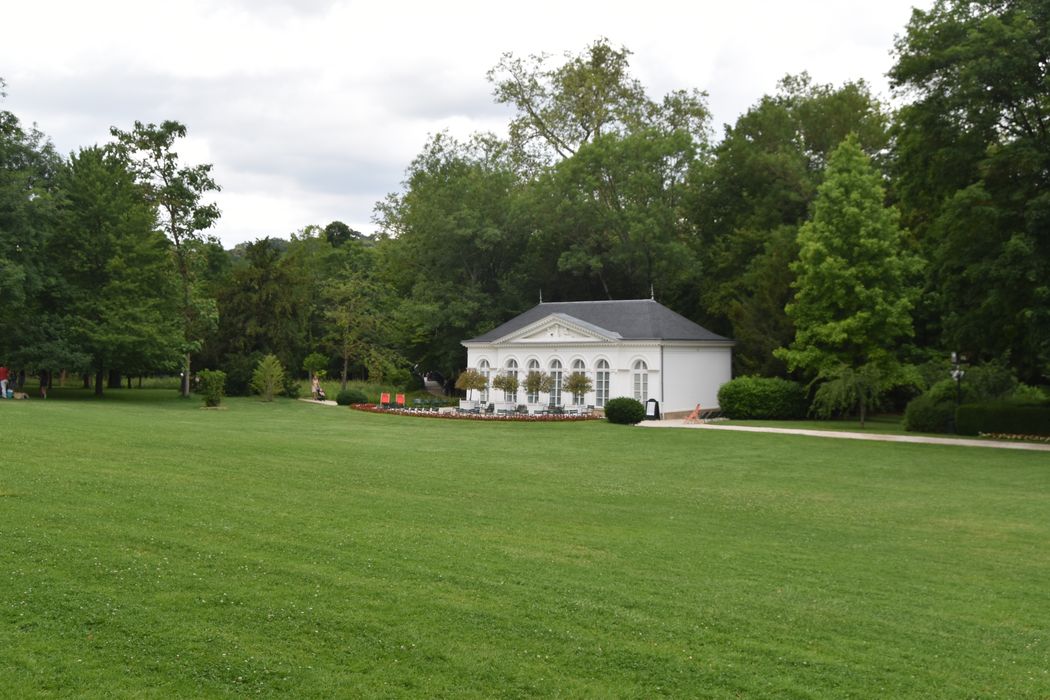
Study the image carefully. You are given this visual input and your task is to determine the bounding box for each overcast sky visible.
[2,0,930,247]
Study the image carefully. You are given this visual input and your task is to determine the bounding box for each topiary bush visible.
[717,376,808,420]
[336,388,368,406]
[903,393,955,433]
[604,397,646,425]
[197,369,227,408]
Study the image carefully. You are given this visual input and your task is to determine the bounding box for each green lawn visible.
[2,390,1048,697]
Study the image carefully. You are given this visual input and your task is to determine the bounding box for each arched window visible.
[504,359,518,403]
[478,359,490,404]
[570,359,586,405]
[549,359,563,407]
[633,359,648,403]
[595,359,610,408]
[525,359,541,403]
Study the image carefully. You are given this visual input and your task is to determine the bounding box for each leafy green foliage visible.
[604,396,645,424]
[690,75,890,374]
[454,368,488,397]
[522,370,553,400]
[718,376,807,419]
[302,352,328,378]
[48,146,182,393]
[903,393,955,434]
[890,0,1050,382]
[564,372,593,403]
[335,388,368,405]
[109,120,221,396]
[490,372,519,397]
[776,136,922,424]
[250,354,285,401]
[196,369,226,407]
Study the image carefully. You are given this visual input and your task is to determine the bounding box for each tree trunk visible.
[108,369,122,389]
[94,368,104,397]
[127,376,132,389]
[341,351,349,391]
[859,395,867,428]
[181,351,191,398]
[82,373,91,389]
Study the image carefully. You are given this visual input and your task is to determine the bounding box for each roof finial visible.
[539,289,543,304]
[650,284,655,301]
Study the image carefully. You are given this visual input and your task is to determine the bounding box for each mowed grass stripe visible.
[1,391,1048,697]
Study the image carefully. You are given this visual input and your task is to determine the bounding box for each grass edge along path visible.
[642,420,1050,451]
[1,393,1048,697]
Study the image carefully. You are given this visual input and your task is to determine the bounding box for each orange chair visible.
[380,392,390,407]
[395,393,406,408]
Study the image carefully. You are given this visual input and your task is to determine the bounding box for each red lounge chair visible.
[395,393,406,408]
[380,392,390,407]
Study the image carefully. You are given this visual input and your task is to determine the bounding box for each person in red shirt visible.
[0,364,9,399]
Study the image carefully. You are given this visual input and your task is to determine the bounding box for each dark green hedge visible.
[955,401,1050,437]
[336,388,369,406]
[717,376,808,420]
[605,397,646,425]
[903,394,955,433]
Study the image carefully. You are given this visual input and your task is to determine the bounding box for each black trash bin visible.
[645,398,660,420]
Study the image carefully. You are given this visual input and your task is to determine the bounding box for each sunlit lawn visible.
[2,389,1048,697]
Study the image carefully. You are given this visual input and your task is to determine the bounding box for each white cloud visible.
[2,0,930,246]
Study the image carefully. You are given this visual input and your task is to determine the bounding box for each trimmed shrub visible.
[197,369,226,408]
[336,388,368,406]
[717,376,808,420]
[903,393,955,433]
[955,401,1050,437]
[251,354,285,401]
[605,397,646,425]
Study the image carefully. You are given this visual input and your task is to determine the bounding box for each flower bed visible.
[979,432,1050,443]
[350,404,602,422]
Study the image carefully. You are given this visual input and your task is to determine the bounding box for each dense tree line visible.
[1,0,1046,406]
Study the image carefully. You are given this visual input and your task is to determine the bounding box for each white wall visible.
[662,346,732,412]
[465,342,731,413]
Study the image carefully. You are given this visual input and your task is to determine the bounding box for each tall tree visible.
[488,38,709,171]
[776,136,922,425]
[524,128,700,303]
[109,121,221,396]
[49,146,181,394]
[890,0,1050,382]
[689,75,890,375]
[213,238,313,376]
[0,80,62,369]
[375,132,528,373]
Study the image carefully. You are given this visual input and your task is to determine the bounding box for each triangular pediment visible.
[489,313,621,345]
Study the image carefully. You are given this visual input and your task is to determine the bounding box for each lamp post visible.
[950,352,965,433]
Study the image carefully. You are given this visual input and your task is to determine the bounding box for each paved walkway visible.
[637,420,1050,452]
[299,398,338,407]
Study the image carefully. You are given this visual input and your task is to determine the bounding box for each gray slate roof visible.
[466,299,732,343]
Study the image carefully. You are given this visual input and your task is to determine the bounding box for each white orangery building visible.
[462,299,734,415]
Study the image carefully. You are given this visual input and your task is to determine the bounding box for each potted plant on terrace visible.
[564,372,593,412]
[454,368,488,411]
[490,372,519,413]
[522,370,553,414]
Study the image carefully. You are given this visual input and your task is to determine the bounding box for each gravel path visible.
[637,420,1050,452]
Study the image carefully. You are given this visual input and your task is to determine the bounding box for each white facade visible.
[462,311,733,414]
